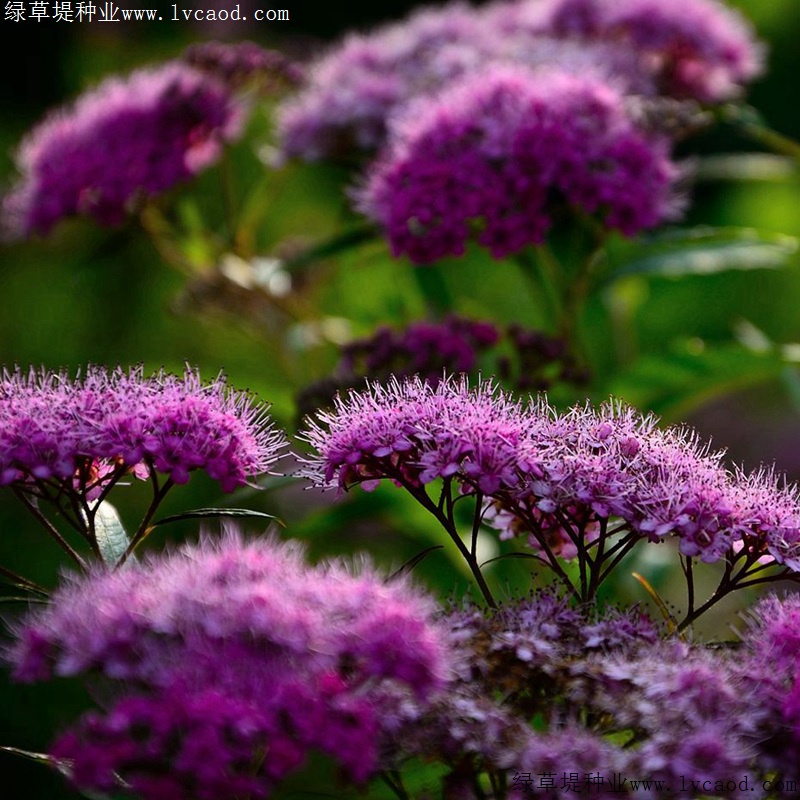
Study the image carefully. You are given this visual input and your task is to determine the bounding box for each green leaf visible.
[0,747,129,799]
[693,153,797,183]
[410,263,454,315]
[280,224,377,274]
[480,551,544,568]
[387,545,445,582]
[607,340,789,420]
[0,596,48,604]
[152,508,283,527]
[605,227,798,282]
[91,501,130,567]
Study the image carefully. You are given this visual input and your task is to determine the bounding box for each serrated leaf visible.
[92,501,130,567]
[153,508,283,527]
[605,227,798,282]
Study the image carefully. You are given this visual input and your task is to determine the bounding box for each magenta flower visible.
[3,62,242,238]
[181,40,303,90]
[0,365,285,494]
[276,2,492,161]
[487,0,763,102]
[357,65,680,263]
[10,531,451,799]
[300,375,800,579]
[278,0,757,165]
[301,375,526,495]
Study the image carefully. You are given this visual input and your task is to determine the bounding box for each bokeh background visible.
[1,1,800,796]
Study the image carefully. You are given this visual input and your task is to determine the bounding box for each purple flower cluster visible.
[0,365,284,494]
[582,643,761,795]
[449,591,658,702]
[296,316,587,420]
[278,0,760,162]
[10,531,450,799]
[383,591,657,777]
[339,315,499,379]
[182,40,303,91]
[357,65,680,262]
[395,589,780,796]
[300,375,800,568]
[277,2,492,161]
[3,62,242,238]
[735,595,800,783]
[493,0,763,102]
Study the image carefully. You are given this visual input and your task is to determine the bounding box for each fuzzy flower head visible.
[295,317,587,422]
[357,65,680,263]
[300,374,527,495]
[276,2,492,161]
[586,643,762,794]
[182,40,303,91]
[4,62,242,238]
[488,0,764,102]
[10,531,451,798]
[0,364,285,494]
[302,375,800,571]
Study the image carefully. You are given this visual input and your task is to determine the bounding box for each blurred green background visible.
[1,1,800,796]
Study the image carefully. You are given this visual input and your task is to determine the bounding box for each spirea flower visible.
[386,592,659,780]
[182,40,303,91]
[296,317,588,421]
[300,374,526,495]
[10,531,451,799]
[737,594,800,787]
[276,2,492,161]
[357,66,680,262]
[3,62,242,238]
[490,0,764,103]
[0,365,285,493]
[300,375,800,569]
[582,643,762,795]
[510,727,634,797]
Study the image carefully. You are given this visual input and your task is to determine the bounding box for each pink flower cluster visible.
[10,532,451,799]
[4,62,242,237]
[0,365,285,493]
[301,375,800,567]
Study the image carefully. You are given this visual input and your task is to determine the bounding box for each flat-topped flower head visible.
[4,62,242,238]
[488,0,763,102]
[357,65,680,263]
[10,531,451,798]
[302,375,800,573]
[0,365,285,494]
[300,374,527,495]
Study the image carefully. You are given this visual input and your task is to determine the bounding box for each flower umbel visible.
[0,364,284,493]
[9,531,451,799]
[301,375,800,615]
[3,62,242,237]
[0,365,286,568]
[357,65,680,263]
